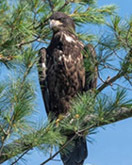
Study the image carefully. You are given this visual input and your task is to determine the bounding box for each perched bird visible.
[39,12,97,165]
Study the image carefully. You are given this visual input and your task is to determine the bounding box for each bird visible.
[38,12,97,165]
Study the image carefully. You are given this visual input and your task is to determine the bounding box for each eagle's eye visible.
[56,18,64,23]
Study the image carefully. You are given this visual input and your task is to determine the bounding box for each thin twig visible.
[31,0,37,25]
[34,17,49,30]
[0,124,7,136]
[11,150,29,165]
[0,105,16,155]
[58,0,69,11]
[112,48,124,61]
[115,31,131,49]
[97,71,124,93]
[126,25,132,48]
[124,74,132,86]
[17,36,40,48]
[47,0,54,13]
[107,23,131,49]
[98,40,124,61]
[113,83,132,91]
[98,71,105,83]
[100,63,120,71]
[40,134,77,165]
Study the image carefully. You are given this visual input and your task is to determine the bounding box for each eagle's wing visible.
[83,44,98,91]
[38,48,50,114]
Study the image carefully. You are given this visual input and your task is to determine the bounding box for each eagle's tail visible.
[60,137,88,165]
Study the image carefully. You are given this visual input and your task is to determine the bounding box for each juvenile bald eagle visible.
[39,12,97,165]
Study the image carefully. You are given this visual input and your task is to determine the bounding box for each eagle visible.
[39,12,97,165]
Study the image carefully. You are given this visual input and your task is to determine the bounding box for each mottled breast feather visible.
[46,30,85,116]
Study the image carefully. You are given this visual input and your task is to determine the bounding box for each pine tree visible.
[0,0,132,164]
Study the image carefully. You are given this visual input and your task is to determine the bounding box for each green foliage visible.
[71,5,116,25]
[1,121,66,162]
[107,15,132,49]
[77,32,97,42]
[0,79,35,135]
[0,2,34,53]
[96,88,132,123]
[59,92,95,135]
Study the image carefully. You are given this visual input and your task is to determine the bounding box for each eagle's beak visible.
[49,19,62,29]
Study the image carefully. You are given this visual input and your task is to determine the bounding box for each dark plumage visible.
[39,12,97,165]
[41,12,85,116]
[50,12,75,33]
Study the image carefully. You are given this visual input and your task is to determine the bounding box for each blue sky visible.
[3,0,132,165]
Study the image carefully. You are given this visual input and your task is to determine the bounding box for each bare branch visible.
[98,71,105,83]
[126,25,132,48]
[97,71,124,93]
[124,74,132,86]
[113,83,132,91]
[17,36,40,48]
[101,63,120,71]
[11,150,29,165]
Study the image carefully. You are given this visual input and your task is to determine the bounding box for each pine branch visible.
[17,36,40,48]
[84,107,132,127]
[40,134,77,165]
[34,1,70,29]
[97,71,124,93]
[58,0,70,11]
[0,54,14,62]
[0,106,132,164]
[47,0,54,13]
[11,150,29,165]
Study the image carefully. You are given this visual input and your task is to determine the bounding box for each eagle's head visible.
[49,12,75,33]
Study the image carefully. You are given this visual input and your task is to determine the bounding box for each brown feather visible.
[45,30,85,116]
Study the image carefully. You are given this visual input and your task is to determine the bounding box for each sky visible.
[3,0,132,165]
